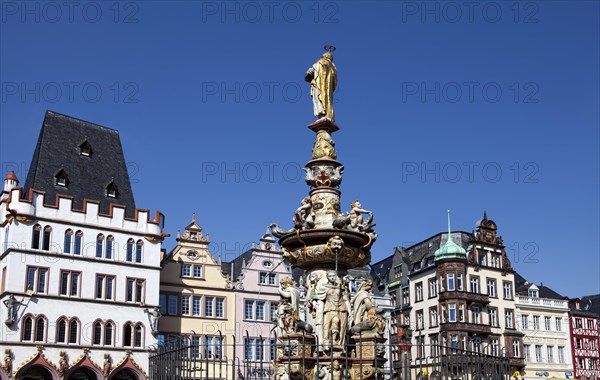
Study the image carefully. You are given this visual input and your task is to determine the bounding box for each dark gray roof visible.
[370,255,394,286]
[513,272,565,299]
[23,111,136,217]
[401,231,473,272]
[582,295,600,317]
[221,232,279,281]
[568,298,600,318]
[221,248,256,281]
[514,272,528,288]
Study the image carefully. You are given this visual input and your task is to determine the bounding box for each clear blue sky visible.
[1,1,598,297]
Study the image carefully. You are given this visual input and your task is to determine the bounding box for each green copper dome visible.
[435,210,467,261]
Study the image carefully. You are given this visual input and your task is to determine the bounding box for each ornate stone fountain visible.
[270,47,386,380]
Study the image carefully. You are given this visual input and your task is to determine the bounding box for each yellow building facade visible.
[158,215,235,379]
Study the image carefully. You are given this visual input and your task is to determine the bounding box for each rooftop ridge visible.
[394,230,474,251]
[45,110,121,134]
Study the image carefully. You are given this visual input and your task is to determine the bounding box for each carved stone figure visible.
[306,272,324,341]
[3,295,16,326]
[325,236,345,257]
[269,223,293,238]
[312,130,337,160]
[351,280,375,326]
[348,201,375,232]
[318,364,332,380]
[305,165,344,188]
[103,354,112,376]
[277,277,313,336]
[148,307,161,335]
[305,51,337,121]
[277,365,290,380]
[3,349,12,375]
[333,201,378,244]
[293,197,315,230]
[58,351,69,375]
[313,271,349,351]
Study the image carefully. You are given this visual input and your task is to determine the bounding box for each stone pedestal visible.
[277,334,316,380]
[348,335,387,380]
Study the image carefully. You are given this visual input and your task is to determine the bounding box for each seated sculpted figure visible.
[293,197,315,230]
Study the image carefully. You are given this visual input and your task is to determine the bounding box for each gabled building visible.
[371,247,411,379]
[373,212,525,378]
[567,298,599,379]
[514,277,573,379]
[0,111,165,380]
[158,214,235,379]
[220,230,292,379]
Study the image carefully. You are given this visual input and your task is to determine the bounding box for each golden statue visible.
[305,47,337,121]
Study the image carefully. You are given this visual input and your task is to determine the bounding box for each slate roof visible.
[370,255,394,285]
[221,248,256,282]
[221,232,279,282]
[582,294,600,317]
[401,231,473,272]
[23,111,136,217]
[513,271,565,299]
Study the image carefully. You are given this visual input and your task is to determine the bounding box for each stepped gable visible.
[23,110,136,218]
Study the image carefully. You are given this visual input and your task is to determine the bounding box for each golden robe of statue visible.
[305,52,337,121]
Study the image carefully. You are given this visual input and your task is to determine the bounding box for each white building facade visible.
[516,284,574,380]
[0,111,165,380]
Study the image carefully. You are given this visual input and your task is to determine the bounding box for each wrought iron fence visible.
[410,344,512,380]
[148,334,512,380]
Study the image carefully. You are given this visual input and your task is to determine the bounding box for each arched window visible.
[135,240,143,263]
[123,324,133,347]
[105,321,114,346]
[35,317,46,342]
[22,316,33,341]
[126,239,134,262]
[134,324,143,347]
[93,321,102,345]
[64,229,73,254]
[42,226,52,251]
[105,235,114,259]
[69,319,79,344]
[96,234,105,258]
[74,231,83,255]
[32,224,41,249]
[57,318,67,343]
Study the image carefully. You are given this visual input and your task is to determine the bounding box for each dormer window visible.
[528,288,539,298]
[55,169,69,187]
[105,181,119,198]
[79,139,93,157]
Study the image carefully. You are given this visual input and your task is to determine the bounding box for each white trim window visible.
[259,272,276,285]
[244,299,269,321]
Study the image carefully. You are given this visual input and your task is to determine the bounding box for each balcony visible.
[509,357,525,367]
[439,322,493,335]
[439,291,490,304]
[515,296,568,310]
